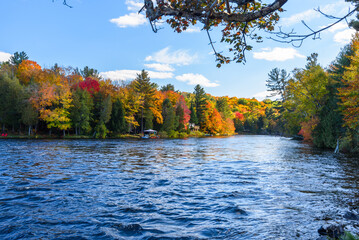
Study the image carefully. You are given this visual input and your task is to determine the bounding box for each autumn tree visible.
[338,33,359,149]
[16,60,42,85]
[216,97,232,119]
[284,53,329,139]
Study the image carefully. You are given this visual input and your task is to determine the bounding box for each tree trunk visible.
[2,123,4,132]
[28,125,31,136]
[75,126,78,136]
[63,129,65,137]
[49,128,52,136]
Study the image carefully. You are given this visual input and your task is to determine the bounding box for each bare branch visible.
[269,8,357,46]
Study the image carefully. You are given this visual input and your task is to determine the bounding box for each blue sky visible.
[0,0,356,99]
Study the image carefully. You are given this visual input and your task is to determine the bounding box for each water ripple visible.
[0,136,358,239]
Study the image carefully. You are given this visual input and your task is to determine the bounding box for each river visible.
[0,135,358,239]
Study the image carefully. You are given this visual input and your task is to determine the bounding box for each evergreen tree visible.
[189,102,198,125]
[161,98,177,133]
[80,66,101,79]
[93,92,112,138]
[70,88,93,135]
[133,70,157,134]
[160,84,175,92]
[9,51,28,66]
[266,68,289,100]
[176,104,185,131]
[193,84,206,127]
[109,98,127,134]
[0,72,23,132]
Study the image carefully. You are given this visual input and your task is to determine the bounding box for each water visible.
[0,135,359,239]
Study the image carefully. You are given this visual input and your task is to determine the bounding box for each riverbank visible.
[0,131,236,140]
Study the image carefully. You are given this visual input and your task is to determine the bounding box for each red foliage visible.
[176,95,191,128]
[235,112,245,121]
[78,77,100,94]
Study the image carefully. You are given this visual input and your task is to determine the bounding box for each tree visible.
[338,33,359,133]
[160,84,175,92]
[161,98,177,133]
[16,60,42,85]
[133,70,158,134]
[0,72,23,132]
[93,92,112,138]
[266,68,289,100]
[70,88,93,135]
[109,98,127,134]
[216,97,232,119]
[189,102,198,125]
[80,66,101,79]
[194,84,207,127]
[10,51,29,66]
[283,53,329,139]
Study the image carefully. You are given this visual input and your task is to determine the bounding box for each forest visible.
[0,34,359,152]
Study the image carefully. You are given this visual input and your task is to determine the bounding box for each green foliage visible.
[160,84,175,92]
[194,84,206,127]
[80,66,101,79]
[175,104,185,132]
[216,97,232,119]
[266,68,289,100]
[0,72,23,130]
[133,70,158,133]
[10,51,28,66]
[109,98,127,134]
[189,102,198,125]
[161,98,177,133]
[70,88,93,135]
[94,121,108,139]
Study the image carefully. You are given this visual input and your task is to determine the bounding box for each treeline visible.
[0,52,283,138]
[267,33,359,153]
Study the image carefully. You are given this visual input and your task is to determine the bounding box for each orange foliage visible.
[17,60,42,85]
[298,117,319,142]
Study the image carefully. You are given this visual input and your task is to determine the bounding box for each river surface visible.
[1,135,359,239]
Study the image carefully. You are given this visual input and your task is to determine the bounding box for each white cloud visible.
[334,29,356,44]
[176,73,219,87]
[327,22,348,33]
[253,47,305,61]
[185,26,201,33]
[125,0,143,11]
[281,9,317,27]
[0,51,11,63]
[144,63,175,72]
[110,13,147,28]
[145,47,198,66]
[100,70,173,81]
[252,91,278,101]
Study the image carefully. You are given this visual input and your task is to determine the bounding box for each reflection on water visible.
[0,136,358,239]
